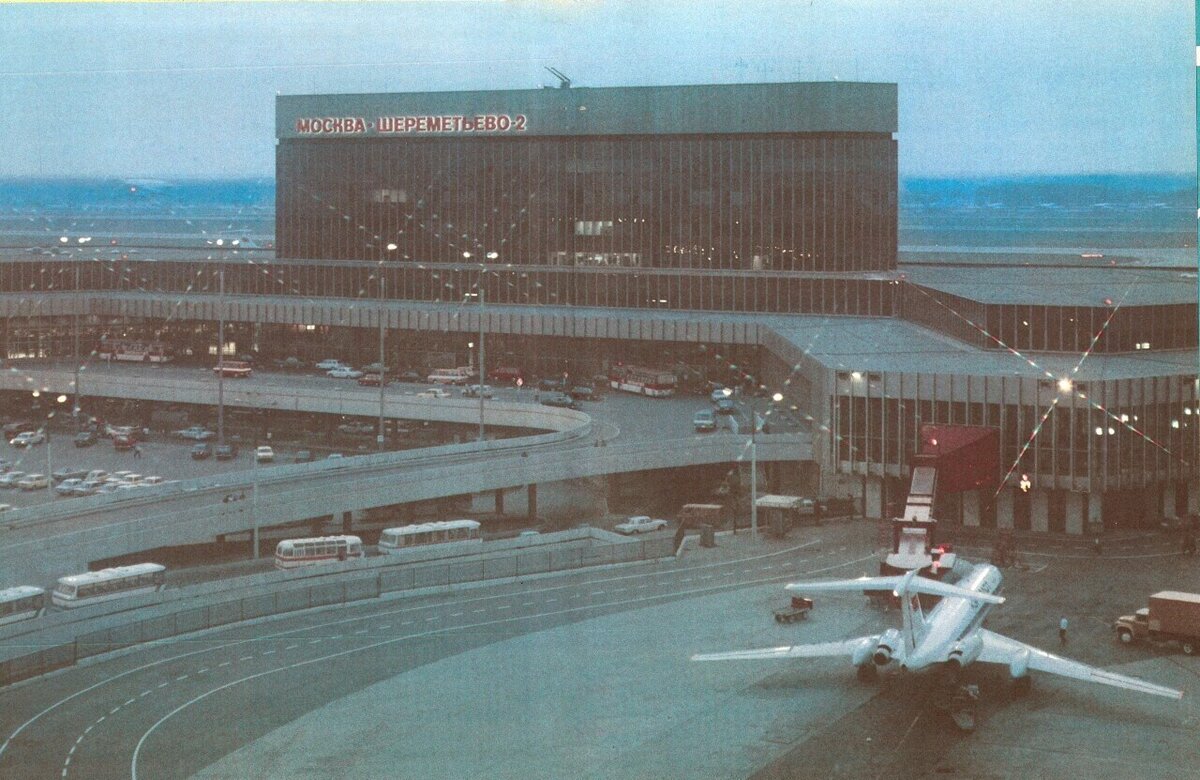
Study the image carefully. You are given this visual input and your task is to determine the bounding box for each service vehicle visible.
[693,409,717,432]
[274,535,364,569]
[9,431,45,447]
[609,365,677,397]
[175,426,216,441]
[255,445,275,463]
[614,515,669,535]
[51,563,166,608]
[190,442,213,460]
[328,367,364,379]
[773,595,815,624]
[427,367,473,385]
[73,431,97,448]
[96,339,171,363]
[1115,592,1200,654]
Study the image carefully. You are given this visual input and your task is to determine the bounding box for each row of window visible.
[277,134,897,271]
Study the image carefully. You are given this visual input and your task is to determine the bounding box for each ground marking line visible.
[129,551,870,780]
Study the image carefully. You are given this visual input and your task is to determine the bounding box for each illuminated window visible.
[574,221,614,236]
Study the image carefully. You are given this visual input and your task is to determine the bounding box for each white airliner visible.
[693,564,1182,700]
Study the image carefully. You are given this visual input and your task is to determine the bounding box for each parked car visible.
[255,445,275,463]
[190,442,213,460]
[614,516,669,535]
[361,362,389,375]
[18,474,49,490]
[55,478,85,496]
[95,483,122,495]
[215,443,239,460]
[327,367,364,379]
[175,426,216,441]
[315,358,345,370]
[72,478,105,496]
[417,388,452,399]
[0,471,26,488]
[274,356,304,371]
[73,431,97,448]
[568,385,596,401]
[113,435,136,451]
[540,394,580,410]
[293,450,314,463]
[327,453,345,460]
[462,384,494,398]
[1,421,36,438]
[51,467,88,483]
[9,431,45,447]
[538,377,567,392]
[715,397,736,414]
[693,409,717,432]
[85,469,109,482]
[357,373,389,387]
[488,366,524,384]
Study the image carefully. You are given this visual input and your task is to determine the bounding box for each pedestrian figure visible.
[133,445,142,459]
[1059,617,1068,646]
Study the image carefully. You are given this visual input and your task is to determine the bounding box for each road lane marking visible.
[260,651,275,656]
[354,628,369,634]
[449,612,463,617]
[284,644,299,650]
[175,675,189,681]
[425,617,438,622]
[306,639,321,645]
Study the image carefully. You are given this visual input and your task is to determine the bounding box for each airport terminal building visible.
[1,81,1195,534]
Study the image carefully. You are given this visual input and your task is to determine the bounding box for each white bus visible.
[426,367,472,385]
[212,360,253,378]
[51,563,166,608]
[274,535,365,569]
[0,586,46,625]
[378,519,483,555]
[608,365,677,397]
[96,339,172,363]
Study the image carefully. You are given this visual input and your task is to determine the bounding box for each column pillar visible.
[995,487,1014,530]
[1079,491,1102,535]
[864,475,882,520]
[1065,492,1084,535]
[962,490,981,527]
[494,488,505,515]
[527,484,537,523]
[1031,490,1049,533]
[1160,482,1178,519]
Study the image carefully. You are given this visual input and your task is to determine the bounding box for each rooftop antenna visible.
[543,66,572,89]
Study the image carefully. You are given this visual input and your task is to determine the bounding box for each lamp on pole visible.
[377,273,386,451]
[216,267,226,446]
[251,444,259,559]
[477,285,485,443]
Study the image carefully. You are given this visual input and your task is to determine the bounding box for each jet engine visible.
[1008,648,1030,680]
[946,634,984,668]
[873,628,902,666]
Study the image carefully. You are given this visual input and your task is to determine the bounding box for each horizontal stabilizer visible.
[692,637,876,662]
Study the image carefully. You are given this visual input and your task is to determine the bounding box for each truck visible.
[1114,591,1200,655]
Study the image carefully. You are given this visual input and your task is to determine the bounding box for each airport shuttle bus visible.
[96,339,172,363]
[608,365,677,397]
[274,535,365,569]
[426,367,472,385]
[0,586,47,625]
[378,519,483,555]
[212,360,253,378]
[51,563,166,608]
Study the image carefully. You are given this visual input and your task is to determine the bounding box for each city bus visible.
[0,586,46,625]
[378,519,483,555]
[426,367,473,385]
[96,339,172,363]
[212,360,253,378]
[51,563,166,608]
[608,365,677,397]
[274,535,365,569]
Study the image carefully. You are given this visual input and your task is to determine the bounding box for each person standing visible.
[1059,616,1069,646]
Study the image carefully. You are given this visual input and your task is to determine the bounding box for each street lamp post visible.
[217,268,226,446]
[377,274,386,451]
[251,446,259,559]
[477,285,485,443]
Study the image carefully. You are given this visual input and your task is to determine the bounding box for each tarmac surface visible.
[187,523,1200,780]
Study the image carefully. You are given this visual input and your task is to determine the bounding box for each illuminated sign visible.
[294,114,529,136]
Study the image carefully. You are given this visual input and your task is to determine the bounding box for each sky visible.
[0,0,1193,179]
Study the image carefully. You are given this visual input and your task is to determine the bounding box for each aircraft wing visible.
[785,574,1004,604]
[977,629,1182,700]
[691,636,876,662]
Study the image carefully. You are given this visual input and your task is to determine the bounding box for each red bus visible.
[608,365,677,398]
[212,360,253,378]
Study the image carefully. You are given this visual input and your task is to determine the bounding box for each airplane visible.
[692,564,1182,701]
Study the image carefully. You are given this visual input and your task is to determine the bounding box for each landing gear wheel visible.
[856,663,878,683]
[1012,676,1032,697]
[1117,629,1133,644]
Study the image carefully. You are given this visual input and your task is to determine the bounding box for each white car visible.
[315,359,345,370]
[55,478,85,496]
[18,474,49,490]
[614,516,669,535]
[9,431,45,447]
[175,426,216,441]
[142,475,165,485]
[0,471,26,488]
[327,367,364,379]
[255,445,276,463]
[462,384,495,398]
[417,388,452,399]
